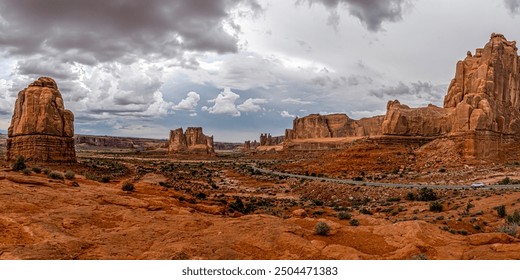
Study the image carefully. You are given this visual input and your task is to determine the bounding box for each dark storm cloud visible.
[16,56,79,80]
[298,0,411,31]
[369,81,445,101]
[504,0,520,14]
[0,0,261,63]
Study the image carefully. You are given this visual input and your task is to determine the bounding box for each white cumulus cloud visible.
[281,110,295,118]
[203,87,242,116]
[173,91,200,111]
[237,98,267,112]
[203,87,268,117]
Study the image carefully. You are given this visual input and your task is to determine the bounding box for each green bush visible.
[495,205,507,218]
[429,201,443,212]
[122,181,135,192]
[418,188,438,201]
[349,219,360,226]
[12,155,26,171]
[64,170,75,180]
[360,208,372,215]
[506,210,520,225]
[32,167,42,174]
[48,171,64,180]
[338,211,351,220]
[101,175,111,183]
[22,168,31,175]
[314,222,330,236]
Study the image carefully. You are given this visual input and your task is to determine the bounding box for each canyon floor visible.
[1,141,520,260]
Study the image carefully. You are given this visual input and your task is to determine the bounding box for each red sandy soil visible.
[1,149,520,259]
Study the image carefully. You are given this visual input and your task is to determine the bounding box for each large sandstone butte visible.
[285,34,520,158]
[168,127,214,155]
[6,77,76,162]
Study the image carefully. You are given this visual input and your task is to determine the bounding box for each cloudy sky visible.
[1,0,520,142]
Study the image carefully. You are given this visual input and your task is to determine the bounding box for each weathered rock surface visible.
[74,135,167,150]
[285,34,520,159]
[285,114,384,140]
[383,33,520,137]
[6,77,76,162]
[168,127,214,155]
[259,133,284,146]
[1,169,519,260]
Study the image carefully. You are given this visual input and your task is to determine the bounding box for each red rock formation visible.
[259,133,284,146]
[6,77,76,162]
[380,33,520,158]
[286,113,383,140]
[168,127,214,155]
[383,33,520,137]
[382,100,452,136]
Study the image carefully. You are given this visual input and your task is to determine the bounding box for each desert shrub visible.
[312,199,324,206]
[387,197,401,202]
[122,181,135,192]
[22,168,31,175]
[101,175,111,183]
[12,155,26,171]
[506,210,520,225]
[338,211,351,220]
[314,222,330,236]
[498,224,518,237]
[359,208,372,215]
[418,188,437,201]
[498,177,511,185]
[42,168,50,175]
[349,219,360,226]
[495,205,507,218]
[31,167,42,173]
[429,201,443,212]
[411,253,428,260]
[64,170,75,180]
[406,192,416,201]
[48,171,64,180]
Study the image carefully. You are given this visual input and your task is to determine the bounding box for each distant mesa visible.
[283,33,520,158]
[168,127,214,155]
[6,77,76,162]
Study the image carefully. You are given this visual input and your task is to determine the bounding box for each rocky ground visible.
[1,143,520,260]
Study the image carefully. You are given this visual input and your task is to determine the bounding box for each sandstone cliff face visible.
[444,33,520,133]
[168,127,214,155]
[259,133,284,146]
[383,34,520,137]
[382,100,452,136]
[286,113,383,140]
[6,77,76,162]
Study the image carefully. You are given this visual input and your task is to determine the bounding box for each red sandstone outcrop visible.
[74,135,167,150]
[285,114,384,140]
[383,33,520,137]
[6,77,76,162]
[168,127,214,155]
[259,133,284,146]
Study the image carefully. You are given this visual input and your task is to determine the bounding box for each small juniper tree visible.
[12,155,26,171]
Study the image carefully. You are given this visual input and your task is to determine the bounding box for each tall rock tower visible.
[168,127,214,155]
[6,77,76,162]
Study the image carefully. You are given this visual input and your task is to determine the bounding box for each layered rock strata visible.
[168,127,214,155]
[259,133,284,146]
[6,77,76,162]
[284,34,520,158]
[285,114,384,140]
